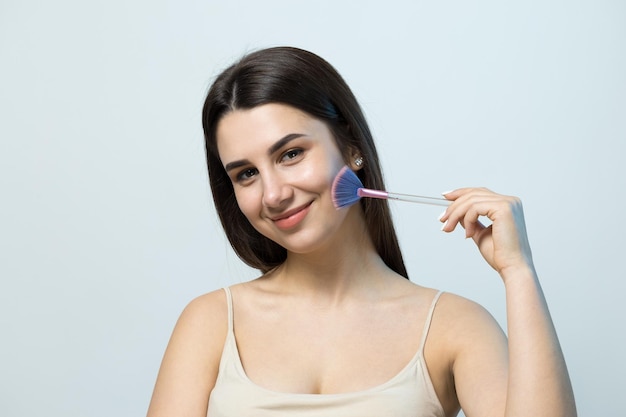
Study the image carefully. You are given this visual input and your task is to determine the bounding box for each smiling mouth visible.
[271,202,312,229]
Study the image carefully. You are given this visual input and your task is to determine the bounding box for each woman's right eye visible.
[236,168,258,183]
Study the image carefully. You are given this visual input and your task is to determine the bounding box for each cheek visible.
[294,165,337,194]
[233,188,258,221]
[325,151,349,186]
[300,154,346,191]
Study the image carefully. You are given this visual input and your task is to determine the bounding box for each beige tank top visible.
[207,287,445,417]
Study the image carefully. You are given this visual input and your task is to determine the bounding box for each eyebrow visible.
[224,133,307,172]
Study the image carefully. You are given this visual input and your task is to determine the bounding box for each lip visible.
[270,202,312,230]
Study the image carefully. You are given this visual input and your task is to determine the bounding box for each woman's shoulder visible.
[183,287,229,320]
[397,283,506,357]
[437,291,495,318]
[427,290,507,360]
[171,288,231,353]
[148,288,232,415]
[182,282,258,323]
[430,291,503,334]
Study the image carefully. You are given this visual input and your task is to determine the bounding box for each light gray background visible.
[1,1,624,416]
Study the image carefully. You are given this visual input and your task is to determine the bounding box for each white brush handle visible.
[358,188,450,207]
[387,192,450,207]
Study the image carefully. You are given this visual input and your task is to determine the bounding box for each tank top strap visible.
[223,287,234,332]
[418,290,444,352]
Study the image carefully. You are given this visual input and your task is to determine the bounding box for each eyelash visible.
[234,148,305,184]
[236,168,258,183]
[281,148,303,162]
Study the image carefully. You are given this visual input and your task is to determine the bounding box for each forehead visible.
[216,103,335,158]
[217,103,315,141]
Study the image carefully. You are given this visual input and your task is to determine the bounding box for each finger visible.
[441,194,500,233]
[472,223,493,248]
[442,187,494,202]
[439,187,495,222]
[463,207,483,238]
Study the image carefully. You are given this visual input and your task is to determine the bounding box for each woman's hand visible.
[439,188,577,417]
[439,187,534,280]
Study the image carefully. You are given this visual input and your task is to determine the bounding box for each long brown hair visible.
[202,47,408,278]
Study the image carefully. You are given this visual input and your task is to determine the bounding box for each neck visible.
[263,208,400,304]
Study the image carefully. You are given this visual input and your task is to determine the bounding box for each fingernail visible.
[440,220,448,231]
[442,190,454,196]
[438,210,447,221]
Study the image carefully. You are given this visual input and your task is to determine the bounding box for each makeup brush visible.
[331,166,450,209]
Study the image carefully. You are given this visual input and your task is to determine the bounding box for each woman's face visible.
[216,103,355,254]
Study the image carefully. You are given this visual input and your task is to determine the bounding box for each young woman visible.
[147,47,577,417]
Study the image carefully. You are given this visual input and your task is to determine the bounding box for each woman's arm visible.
[439,188,576,417]
[501,263,575,417]
[147,290,228,417]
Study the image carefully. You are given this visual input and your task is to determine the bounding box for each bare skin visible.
[147,104,576,417]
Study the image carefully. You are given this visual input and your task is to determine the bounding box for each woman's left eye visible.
[281,148,303,162]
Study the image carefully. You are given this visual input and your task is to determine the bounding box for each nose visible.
[261,171,293,209]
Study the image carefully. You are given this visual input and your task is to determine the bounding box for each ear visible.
[348,149,364,171]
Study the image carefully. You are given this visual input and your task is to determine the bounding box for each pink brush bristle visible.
[331,166,364,209]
